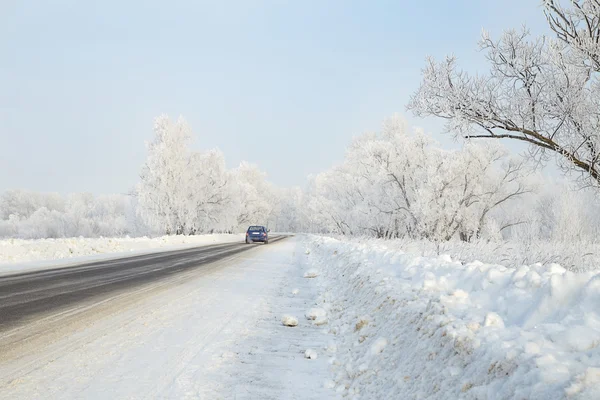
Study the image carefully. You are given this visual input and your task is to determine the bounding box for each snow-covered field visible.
[304,235,600,399]
[0,234,244,275]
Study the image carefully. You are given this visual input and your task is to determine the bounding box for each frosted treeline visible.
[135,115,274,235]
[0,191,142,239]
[0,115,300,239]
[302,114,600,243]
[303,115,532,240]
[3,113,600,243]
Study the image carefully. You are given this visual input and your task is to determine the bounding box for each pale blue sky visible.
[1,1,549,194]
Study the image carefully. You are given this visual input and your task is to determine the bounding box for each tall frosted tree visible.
[186,149,233,233]
[231,162,275,229]
[137,115,192,235]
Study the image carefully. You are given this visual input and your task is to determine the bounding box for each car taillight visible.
[246,232,249,236]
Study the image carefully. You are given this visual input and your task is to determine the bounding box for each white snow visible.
[8,232,597,398]
[483,312,505,329]
[324,380,336,389]
[0,234,244,276]
[304,235,600,399]
[325,235,600,273]
[303,269,320,278]
[305,349,318,359]
[282,315,299,327]
[305,307,327,320]
[1,238,333,399]
[370,337,388,355]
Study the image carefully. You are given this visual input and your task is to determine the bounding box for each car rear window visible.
[248,226,263,231]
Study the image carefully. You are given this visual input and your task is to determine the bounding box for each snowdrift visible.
[304,236,600,399]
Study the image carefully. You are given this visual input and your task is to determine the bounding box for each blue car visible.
[245,225,269,244]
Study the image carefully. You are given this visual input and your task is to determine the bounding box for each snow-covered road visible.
[1,238,334,399]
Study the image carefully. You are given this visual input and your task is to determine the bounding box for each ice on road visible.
[1,238,333,399]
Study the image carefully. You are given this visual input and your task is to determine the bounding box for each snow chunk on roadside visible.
[305,308,328,325]
[291,288,300,295]
[281,315,298,327]
[451,289,469,299]
[326,342,337,353]
[370,337,388,355]
[484,312,505,329]
[304,269,320,278]
[305,308,326,320]
[305,349,318,359]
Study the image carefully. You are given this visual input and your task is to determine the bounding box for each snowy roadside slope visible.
[305,236,600,399]
[0,234,244,275]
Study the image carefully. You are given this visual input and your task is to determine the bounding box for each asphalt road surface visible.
[0,236,287,359]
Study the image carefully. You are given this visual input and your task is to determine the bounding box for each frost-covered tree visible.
[271,187,304,232]
[507,180,600,243]
[135,115,277,235]
[136,115,193,234]
[545,0,600,71]
[231,162,275,230]
[304,115,532,241]
[0,190,65,219]
[186,149,233,233]
[408,0,600,188]
[0,190,138,239]
[304,168,362,235]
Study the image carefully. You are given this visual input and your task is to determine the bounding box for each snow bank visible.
[329,236,600,272]
[0,234,244,273]
[305,236,600,399]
